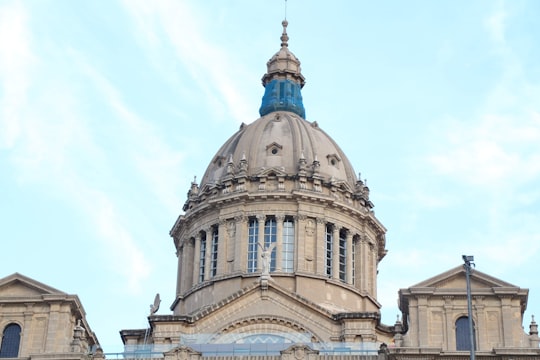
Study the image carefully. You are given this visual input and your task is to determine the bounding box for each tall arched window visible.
[247,218,259,273]
[325,224,333,277]
[338,229,347,282]
[264,217,277,271]
[0,323,21,358]
[352,235,360,285]
[282,218,294,273]
[210,226,219,277]
[456,316,476,351]
[199,231,207,282]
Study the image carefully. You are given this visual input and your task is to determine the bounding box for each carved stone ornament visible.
[280,344,319,360]
[164,345,202,360]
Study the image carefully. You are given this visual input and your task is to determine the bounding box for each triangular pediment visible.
[411,266,519,290]
[328,178,354,193]
[256,166,288,177]
[0,273,66,298]
[161,280,342,344]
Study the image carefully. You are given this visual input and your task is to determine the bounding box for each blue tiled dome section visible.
[259,79,305,118]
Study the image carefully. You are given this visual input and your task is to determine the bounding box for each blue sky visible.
[1,0,539,353]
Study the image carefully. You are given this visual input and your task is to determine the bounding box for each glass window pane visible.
[0,323,21,358]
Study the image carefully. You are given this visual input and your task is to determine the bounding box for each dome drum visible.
[168,19,388,348]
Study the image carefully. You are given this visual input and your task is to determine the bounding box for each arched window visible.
[325,224,333,277]
[352,235,360,285]
[247,218,259,273]
[199,231,207,282]
[281,218,294,273]
[338,229,347,282]
[0,323,21,358]
[456,316,476,351]
[264,217,277,271]
[210,226,219,277]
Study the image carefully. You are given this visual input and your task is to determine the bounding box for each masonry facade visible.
[2,19,539,360]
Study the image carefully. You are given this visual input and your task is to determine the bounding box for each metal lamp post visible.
[462,255,475,360]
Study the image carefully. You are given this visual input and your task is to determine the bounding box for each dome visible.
[200,111,359,190]
[171,20,386,337]
[199,20,359,195]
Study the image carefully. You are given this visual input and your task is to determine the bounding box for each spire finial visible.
[281,20,289,47]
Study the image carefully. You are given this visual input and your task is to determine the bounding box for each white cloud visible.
[91,191,152,293]
[2,43,162,294]
[423,35,540,280]
[121,0,254,124]
[69,49,186,214]
[428,113,540,188]
[0,1,35,149]
[484,1,507,45]
[8,83,153,293]
[427,4,540,190]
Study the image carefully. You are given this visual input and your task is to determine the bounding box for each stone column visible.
[193,233,201,285]
[315,218,325,276]
[45,303,60,352]
[475,296,485,351]
[359,237,369,292]
[234,215,246,272]
[369,242,376,296]
[176,244,184,296]
[417,295,429,347]
[500,295,514,346]
[443,296,454,351]
[217,220,227,275]
[226,219,236,273]
[302,215,316,272]
[22,304,33,356]
[185,238,195,290]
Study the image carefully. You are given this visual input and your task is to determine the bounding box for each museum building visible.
[1,19,539,360]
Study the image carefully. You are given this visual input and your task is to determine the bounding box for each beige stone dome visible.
[200,111,359,191]
[170,21,386,346]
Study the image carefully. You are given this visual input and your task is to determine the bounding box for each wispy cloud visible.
[70,49,186,214]
[121,0,254,124]
[422,2,540,273]
[1,14,171,293]
[7,78,154,293]
[484,0,507,46]
[0,1,35,149]
[428,113,540,188]
[428,2,540,190]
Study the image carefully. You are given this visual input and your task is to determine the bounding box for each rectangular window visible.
[282,218,294,272]
[264,217,277,271]
[339,229,347,282]
[352,236,357,285]
[247,218,259,273]
[325,224,333,277]
[199,231,206,282]
[210,226,218,277]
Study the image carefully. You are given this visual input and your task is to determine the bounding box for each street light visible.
[462,255,475,360]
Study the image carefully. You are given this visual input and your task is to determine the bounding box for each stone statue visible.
[259,243,276,277]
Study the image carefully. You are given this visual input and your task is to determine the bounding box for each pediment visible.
[0,273,66,297]
[328,178,354,193]
[411,266,519,290]
[256,166,288,178]
[179,280,336,343]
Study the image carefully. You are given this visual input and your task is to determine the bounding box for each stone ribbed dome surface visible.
[200,111,358,189]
